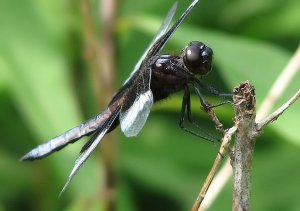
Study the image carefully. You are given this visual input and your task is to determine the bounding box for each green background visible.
[0,0,299,210]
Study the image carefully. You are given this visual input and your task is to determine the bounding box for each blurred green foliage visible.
[0,0,299,210]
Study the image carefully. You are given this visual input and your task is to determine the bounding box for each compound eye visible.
[184,44,203,69]
[183,41,213,75]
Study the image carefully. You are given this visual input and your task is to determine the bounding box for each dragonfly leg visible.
[194,79,233,99]
[170,64,229,111]
[192,80,233,110]
[208,100,233,109]
[179,87,217,142]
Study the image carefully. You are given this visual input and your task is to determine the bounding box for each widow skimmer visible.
[21,0,230,193]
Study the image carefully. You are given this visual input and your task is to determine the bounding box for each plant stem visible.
[232,81,257,211]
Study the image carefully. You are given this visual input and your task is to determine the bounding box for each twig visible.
[205,108,226,134]
[191,126,237,211]
[232,82,299,210]
[189,84,233,211]
[198,45,300,210]
[198,82,299,211]
[198,158,232,211]
[232,81,257,211]
[256,89,300,130]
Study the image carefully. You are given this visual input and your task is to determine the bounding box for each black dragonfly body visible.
[21,0,228,193]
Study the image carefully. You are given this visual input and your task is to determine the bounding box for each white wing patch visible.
[120,90,154,137]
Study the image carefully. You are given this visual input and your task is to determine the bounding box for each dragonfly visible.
[21,0,231,194]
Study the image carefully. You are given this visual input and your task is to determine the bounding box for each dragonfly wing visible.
[59,106,121,195]
[120,67,153,137]
[154,1,178,42]
[148,0,200,57]
[124,2,178,83]
[123,0,199,93]
[120,90,153,137]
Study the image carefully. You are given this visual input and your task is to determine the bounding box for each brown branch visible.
[191,126,237,211]
[232,82,299,211]
[190,86,234,211]
[205,108,225,134]
[198,45,300,210]
[232,81,257,211]
[195,81,299,211]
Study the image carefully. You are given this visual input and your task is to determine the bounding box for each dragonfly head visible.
[183,41,213,76]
